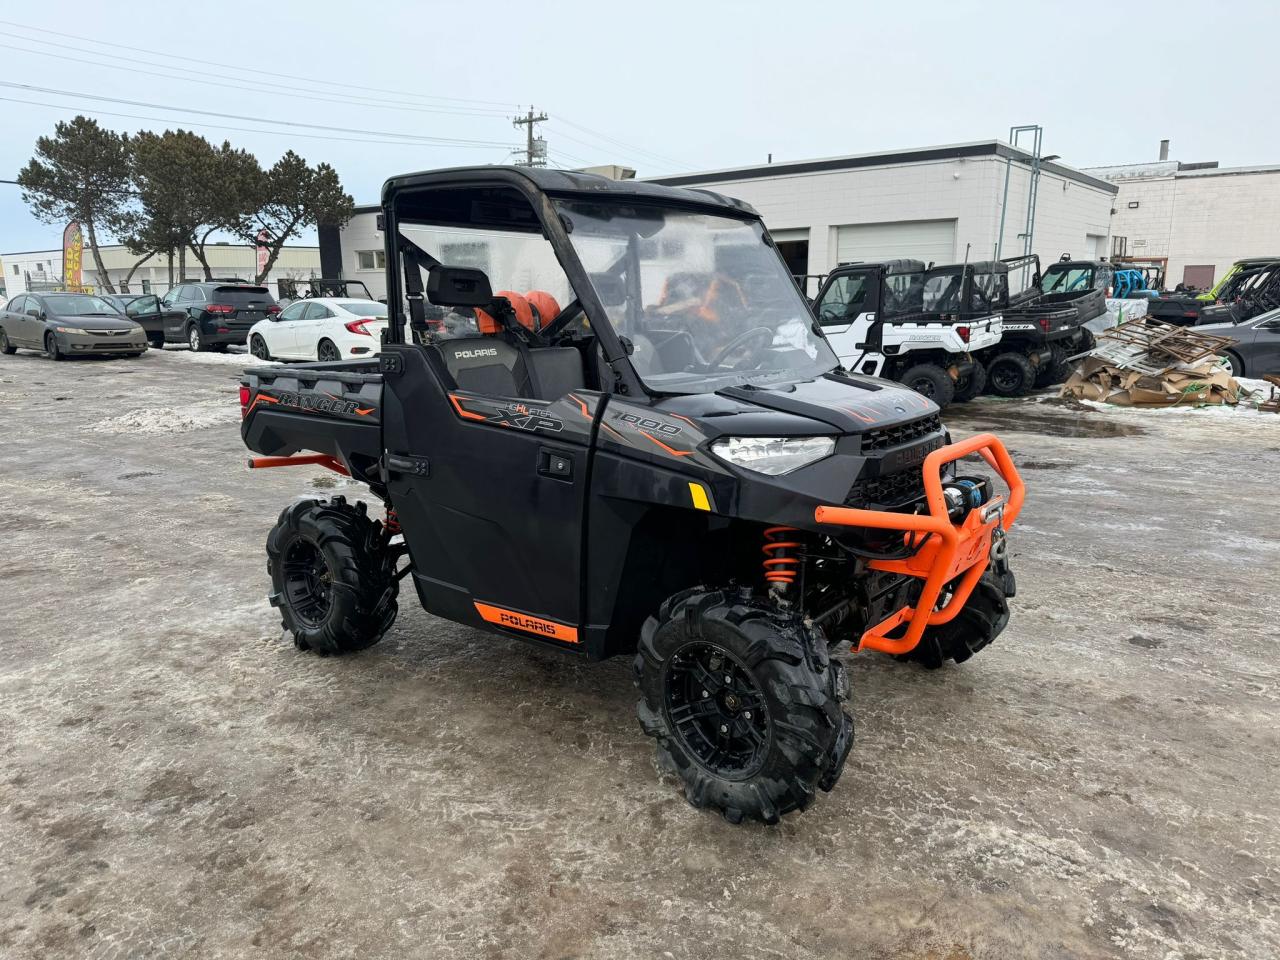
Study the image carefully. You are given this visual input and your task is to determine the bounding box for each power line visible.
[0,40,512,119]
[0,95,515,150]
[553,116,693,170]
[0,19,521,110]
[0,81,512,146]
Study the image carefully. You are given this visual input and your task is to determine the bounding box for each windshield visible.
[44,295,119,315]
[557,201,837,394]
[1042,265,1096,294]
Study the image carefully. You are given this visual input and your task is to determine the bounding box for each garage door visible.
[835,220,956,267]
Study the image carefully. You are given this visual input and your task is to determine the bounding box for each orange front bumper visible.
[814,433,1024,655]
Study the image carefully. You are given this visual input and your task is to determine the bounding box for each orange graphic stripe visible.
[639,431,693,457]
[473,602,580,644]
[448,394,487,421]
[566,393,591,419]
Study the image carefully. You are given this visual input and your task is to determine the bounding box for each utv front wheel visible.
[266,496,398,655]
[635,589,853,824]
[898,569,1014,670]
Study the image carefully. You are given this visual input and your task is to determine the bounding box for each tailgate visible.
[240,361,384,476]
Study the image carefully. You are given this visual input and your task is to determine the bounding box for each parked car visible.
[0,292,147,360]
[1199,308,1280,377]
[159,282,279,351]
[246,298,389,362]
[104,293,189,348]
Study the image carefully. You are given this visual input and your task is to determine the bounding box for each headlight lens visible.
[710,436,835,476]
[54,326,80,334]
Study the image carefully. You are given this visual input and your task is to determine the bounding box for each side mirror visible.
[26,308,40,319]
[426,265,493,307]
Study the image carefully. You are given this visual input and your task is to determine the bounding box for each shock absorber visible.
[384,506,402,538]
[762,526,802,593]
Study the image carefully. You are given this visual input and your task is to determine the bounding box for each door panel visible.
[273,302,308,356]
[836,219,956,265]
[380,344,594,648]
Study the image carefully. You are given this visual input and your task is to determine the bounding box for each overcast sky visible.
[1,0,1274,253]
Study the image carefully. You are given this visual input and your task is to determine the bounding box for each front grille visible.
[845,469,926,509]
[860,414,942,453]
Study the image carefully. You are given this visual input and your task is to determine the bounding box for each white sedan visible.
[246,297,388,362]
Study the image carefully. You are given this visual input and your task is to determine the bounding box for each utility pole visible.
[512,106,549,167]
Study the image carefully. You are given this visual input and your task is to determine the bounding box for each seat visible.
[528,346,586,398]
[436,336,532,397]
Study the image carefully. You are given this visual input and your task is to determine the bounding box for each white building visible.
[1,242,321,298]
[1084,153,1280,289]
[329,141,1118,299]
[651,141,1118,293]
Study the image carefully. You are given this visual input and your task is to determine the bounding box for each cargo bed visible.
[241,359,385,482]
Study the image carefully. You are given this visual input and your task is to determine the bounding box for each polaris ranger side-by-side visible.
[811,259,1003,407]
[240,167,1024,824]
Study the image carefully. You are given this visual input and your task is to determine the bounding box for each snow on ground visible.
[156,344,271,368]
[89,398,239,435]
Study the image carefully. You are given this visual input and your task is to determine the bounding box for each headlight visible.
[54,326,80,334]
[710,436,835,476]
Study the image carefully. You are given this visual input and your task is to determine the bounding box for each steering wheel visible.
[707,325,774,370]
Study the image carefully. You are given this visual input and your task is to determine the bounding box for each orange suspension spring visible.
[385,507,402,537]
[761,526,802,586]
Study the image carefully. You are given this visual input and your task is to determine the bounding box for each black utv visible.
[240,167,1025,824]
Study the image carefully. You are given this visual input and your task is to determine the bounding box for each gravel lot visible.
[1,346,1278,960]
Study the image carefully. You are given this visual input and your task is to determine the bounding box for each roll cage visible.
[377,167,783,400]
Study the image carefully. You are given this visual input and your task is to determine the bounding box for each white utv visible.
[811,259,1003,407]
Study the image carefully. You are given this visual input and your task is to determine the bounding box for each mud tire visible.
[898,569,1015,670]
[634,588,854,825]
[266,496,398,655]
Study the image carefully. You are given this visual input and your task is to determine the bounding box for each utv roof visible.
[381,165,759,219]
[835,259,925,275]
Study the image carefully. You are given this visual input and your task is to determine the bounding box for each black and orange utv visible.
[241,166,1024,824]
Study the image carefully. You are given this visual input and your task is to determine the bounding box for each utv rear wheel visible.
[898,569,1014,670]
[635,588,853,825]
[986,352,1036,397]
[266,496,398,655]
[899,363,956,408]
[1034,344,1072,388]
[952,362,987,403]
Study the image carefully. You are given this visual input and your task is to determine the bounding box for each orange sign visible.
[62,222,83,290]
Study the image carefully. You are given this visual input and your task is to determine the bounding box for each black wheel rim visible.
[910,376,937,397]
[319,342,337,361]
[992,363,1020,392]
[663,641,771,780]
[251,337,267,359]
[282,538,333,628]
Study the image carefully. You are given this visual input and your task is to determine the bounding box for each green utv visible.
[240,167,1025,824]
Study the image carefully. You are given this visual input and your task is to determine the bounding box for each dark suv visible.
[159,282,279,351]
